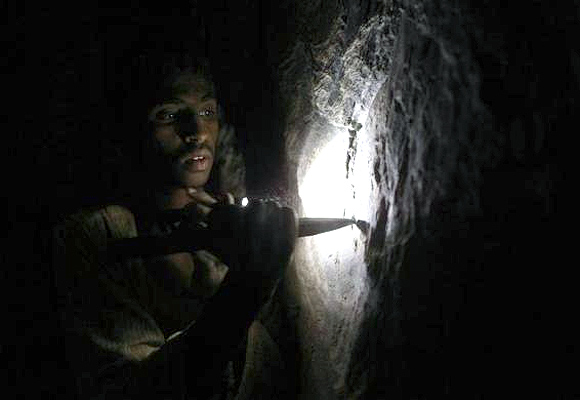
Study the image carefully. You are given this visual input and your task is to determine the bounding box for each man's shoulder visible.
[55,204,138,239]
[60,204,133,223]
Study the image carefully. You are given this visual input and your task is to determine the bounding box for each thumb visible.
[186,188,218,216]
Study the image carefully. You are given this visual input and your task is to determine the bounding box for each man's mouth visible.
[180,150,212,172]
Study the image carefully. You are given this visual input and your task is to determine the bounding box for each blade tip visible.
[355,220,370,235]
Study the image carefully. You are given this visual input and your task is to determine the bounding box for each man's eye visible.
[156,110,177,122]
[199,108,216,117]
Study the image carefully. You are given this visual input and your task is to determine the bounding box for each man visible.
[53,57,297,399]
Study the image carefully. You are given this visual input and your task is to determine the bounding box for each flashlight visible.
[237,197,366,236]
[108,202,368,260]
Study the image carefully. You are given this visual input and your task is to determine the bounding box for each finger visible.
[282,206,298,242]
[214,192,235,205]
[186,188,219,206]
[186,189,218,216]
[206,204,245,270]
[221,192,235,205]
[181,202,208,223]
[282,206,298,259]
[245,202,270,263]
[195,203,213,217]
[263,202,288,265]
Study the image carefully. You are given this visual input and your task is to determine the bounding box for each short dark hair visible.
[123,53,218,122]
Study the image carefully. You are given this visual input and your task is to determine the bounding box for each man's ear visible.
[213,123,246,200]
[217,103,226,127]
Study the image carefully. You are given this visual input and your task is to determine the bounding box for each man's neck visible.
[156,186,200,210]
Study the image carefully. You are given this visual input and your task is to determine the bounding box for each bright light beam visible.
[298,128,372,223]
[297,126,373,258]
[299,133,351,218]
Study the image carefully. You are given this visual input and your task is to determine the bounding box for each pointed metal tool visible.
[109,217,367,260]
[298,217,357,237]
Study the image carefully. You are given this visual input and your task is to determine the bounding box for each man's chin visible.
[178,171,210,189]
[172,161,212,188]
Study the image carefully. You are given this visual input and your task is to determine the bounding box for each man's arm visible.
[128,201,298,398]
[55,202,296,399]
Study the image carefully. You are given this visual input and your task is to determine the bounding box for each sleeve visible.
[234,284,301,400]
[53,205,290,400]
[234,320,284,400]
[53,205,166,397]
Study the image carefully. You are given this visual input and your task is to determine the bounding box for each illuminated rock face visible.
[271,0,566,398]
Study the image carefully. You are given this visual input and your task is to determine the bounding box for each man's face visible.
[147,74,219,189]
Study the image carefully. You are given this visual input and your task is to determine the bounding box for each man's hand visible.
[177,189,234,230]
[177,190,297,292]
[206,200,298,289]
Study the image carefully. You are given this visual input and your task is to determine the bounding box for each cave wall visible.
[269,0,572,398]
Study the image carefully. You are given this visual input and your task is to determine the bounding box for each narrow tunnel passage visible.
[13,0,573,398]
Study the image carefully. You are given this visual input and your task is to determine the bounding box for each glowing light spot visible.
[296,125,374,259]
[241,197,249,207]
[299,134,350,218]
[298,128,372,223]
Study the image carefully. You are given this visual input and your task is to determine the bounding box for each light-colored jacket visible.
[54,204,286,399]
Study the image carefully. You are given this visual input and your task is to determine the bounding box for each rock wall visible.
[270,0,572,398]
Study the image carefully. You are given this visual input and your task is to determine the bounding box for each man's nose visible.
[177,112,204,144]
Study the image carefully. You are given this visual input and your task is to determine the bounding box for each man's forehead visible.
[159,94,216,108]
[170,72,216,97]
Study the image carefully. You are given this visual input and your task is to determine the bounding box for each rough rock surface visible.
[273,0,572,398]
